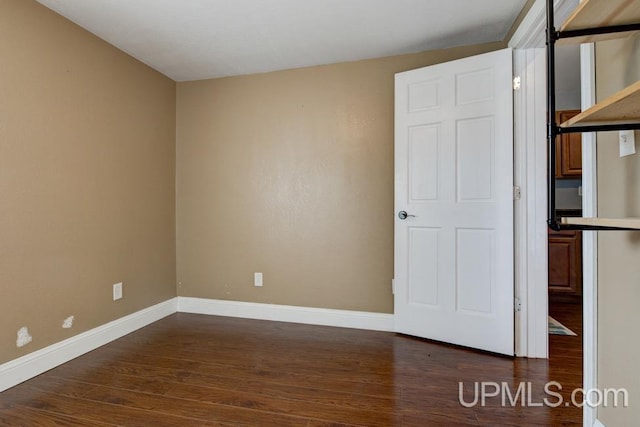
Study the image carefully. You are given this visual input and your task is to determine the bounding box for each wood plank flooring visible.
[0,304,582,426]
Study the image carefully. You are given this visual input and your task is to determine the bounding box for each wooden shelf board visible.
[560,80,640,127]
[558,0,640,44]
[561,217,640,229]
[560,0,640,31]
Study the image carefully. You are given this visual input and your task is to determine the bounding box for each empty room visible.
[0,0,638,425]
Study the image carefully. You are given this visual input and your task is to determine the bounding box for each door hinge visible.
[514,297,522,312]
[392,279,395,295]
[513,76,521,91]
[513,185,521,201]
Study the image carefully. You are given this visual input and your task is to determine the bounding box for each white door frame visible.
[510,0,598,426]
[579,42,599,427]
[509,0,579,359]
[511,46,548,359]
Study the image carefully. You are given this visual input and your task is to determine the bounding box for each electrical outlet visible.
[254,272,263,287]
[113,282,123,301]
[619,130,636,157]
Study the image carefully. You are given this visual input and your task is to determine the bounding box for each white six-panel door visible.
[394,48,514,355]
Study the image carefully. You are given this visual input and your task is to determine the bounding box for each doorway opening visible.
[548,43,583,367]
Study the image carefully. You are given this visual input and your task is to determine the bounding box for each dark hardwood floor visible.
[549,301,583,366]
[0,307,583,426]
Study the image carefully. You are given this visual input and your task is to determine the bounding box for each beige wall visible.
[0,1,177,364]
[596,35,640,424]
[176,41,505,313]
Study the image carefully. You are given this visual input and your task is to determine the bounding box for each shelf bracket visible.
[557,123,640,134]
[558,23,640,41]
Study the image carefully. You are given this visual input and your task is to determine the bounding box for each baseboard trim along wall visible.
[178,297,395,332]
[0,297,394,392]
[0,298,178,392]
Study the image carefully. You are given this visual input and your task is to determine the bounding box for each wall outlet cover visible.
[62,315,74,329]
[254,272,263,287]
[113,282,123,300]
[619,130,636,157]
[16,327,32,348]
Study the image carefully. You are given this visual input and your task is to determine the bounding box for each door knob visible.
[398,211,416,220]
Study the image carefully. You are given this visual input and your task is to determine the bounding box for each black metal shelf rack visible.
[546,0,640,231]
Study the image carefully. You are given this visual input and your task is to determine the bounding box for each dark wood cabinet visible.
[555,110,582,178]
[548,229,582,301]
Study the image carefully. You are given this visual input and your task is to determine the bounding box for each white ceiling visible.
[36,0,527,82]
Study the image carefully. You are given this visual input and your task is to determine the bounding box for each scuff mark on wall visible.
[16,327,32,348]
[62,316,74,329]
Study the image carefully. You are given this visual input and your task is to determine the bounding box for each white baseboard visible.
[0,297,393,392]
[178,297,394,332]
[0,298,178,392]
